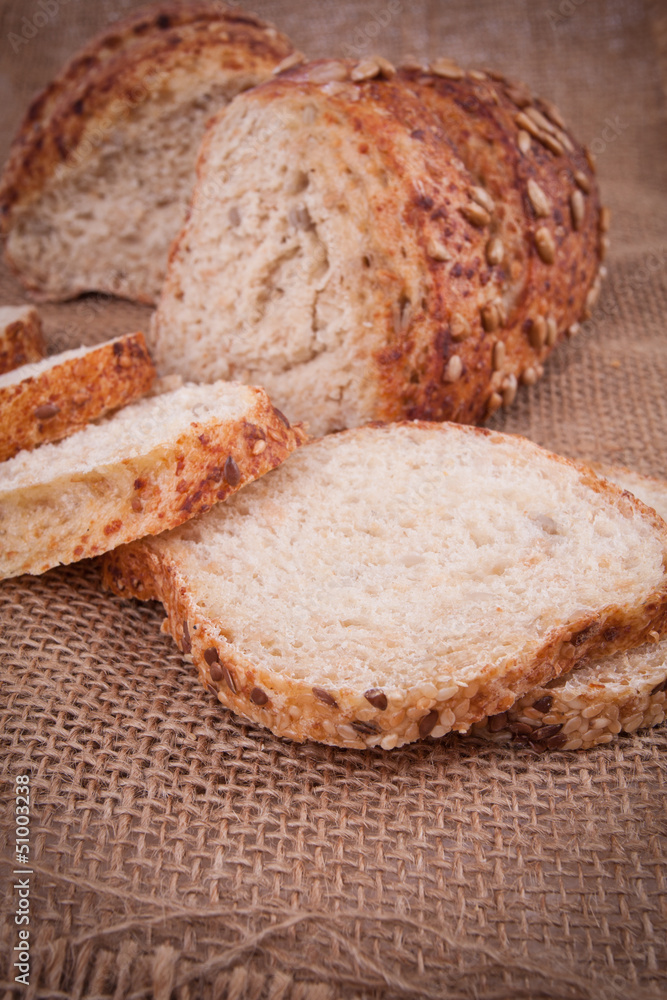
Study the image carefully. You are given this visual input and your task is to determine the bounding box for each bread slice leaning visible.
[0,2,294,304]
[472,465,667,751]
[0,332,155,462]
[0,382,305,580]
[0,306,46,374]
[103,424,667,749]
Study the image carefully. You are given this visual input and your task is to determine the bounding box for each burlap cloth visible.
[1,1,667,997]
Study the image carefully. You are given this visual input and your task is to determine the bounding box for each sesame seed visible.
[535,227,556,264]
[486,236,504,266]
[444,355,463,382]
[570,189,585,230]
[431,57,464,79]
[527,179,551,217]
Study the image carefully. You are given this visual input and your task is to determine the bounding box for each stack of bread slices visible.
[0,3,664,752]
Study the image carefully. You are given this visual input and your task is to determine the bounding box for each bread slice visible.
[472,465,667,751]
[102,424,667,749]
[0,2,294,304]
[0,332,155,462]
[0,382,305,580]
[0,306,46,374]
[149,58,602,436]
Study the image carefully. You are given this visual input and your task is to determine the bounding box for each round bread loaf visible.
[149,57,605,435]
[0,2,295,304]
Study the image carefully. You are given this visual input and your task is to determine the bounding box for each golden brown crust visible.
[0,307,46,374]
[102,423,667,749]
[0,2,294,300]
[0,332,156,463]
[0,388,306,580]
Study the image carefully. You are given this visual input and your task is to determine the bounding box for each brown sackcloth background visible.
[1,0,667,997]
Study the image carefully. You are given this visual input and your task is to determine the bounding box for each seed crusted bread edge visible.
[0,306,46,375]
[0,332,156,463]
[0,387,306,580]
[102,423,667,749]
[472,463,667,751]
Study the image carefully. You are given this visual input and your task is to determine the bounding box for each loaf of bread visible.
[0,306,46,374]
[472,465,667,751]
[0,382,305,580]
[0,2,295,304]
[149,57,604,436]
[0,332,155,462]
[103,423,667,749]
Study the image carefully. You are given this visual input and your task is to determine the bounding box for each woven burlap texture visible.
[1,1,666,998]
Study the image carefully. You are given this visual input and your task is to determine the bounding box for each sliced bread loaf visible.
[102,424,667,749]
[0,332,155,462]
[149,58,602,436]
[0,306,46,374]
[0,2,295,304]
[472,465,667,751]
[0,382,305,580]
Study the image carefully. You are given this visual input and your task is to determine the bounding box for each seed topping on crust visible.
[352,719,380,735]
[210,663,223,682]
[250,686,269,706]
[528,316,547,350]
[573,169,591,193]
[444,355,463,382]
[431,57,464,79]
[486,236,504,266]
[527,179,551,217]
[313,686,338,708]
[546,317,558,346]
[34,403,60,420]
[532,695,553,713]
[204,647,219,665]
[486,392,503,417]
[570,189,585,230]
[492,340,506,371]
[517,130,531,154]
[252,439,267,455]
[470,186,495,214]
[462,202,491,228]
[224,455,241,486]
[272,51,307,75]
[535,227,556,264]
[418,709,439,738]
[450,313,471,341]
[502,373,518,407]
[599,206,611,233]
[182,621,192,654]
[364,688,388,710]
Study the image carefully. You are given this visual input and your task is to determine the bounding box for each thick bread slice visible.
[0,2,294,304]
[0,306,46,374]
[472,465,667,751]
[0,332,155,462]
[102,424,667,749]
[0,382,305,580]
[150,58,603,436]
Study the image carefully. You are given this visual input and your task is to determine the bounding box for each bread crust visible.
[153,58,604,430]
[0,386,306,580]
[0,2,294,303]
[0,306,46,375]
[102,423,667,750]
[473,463,667,751]
[0,332,155,462]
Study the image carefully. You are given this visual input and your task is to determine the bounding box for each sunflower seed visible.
[505,84,532,108]
[469,69,487,81]
[570,189,585,230]
[487,391,503,416]
[428,237,452,261]
[470,185,495,214]
[556,128,574,153]
[481,302,500,332]
[521,366,539,386]
[486,236,504,265]
[535,227,556,264]
[272,51,307,75]
[599,206,611,233]
[492,340,506,370]
[527,179,551,217]
[502,373,518,407]
[351,58,381,82]
[600,235,610,261]
[573,169,591,193]
[444,355,463,382]
[376,56,396,78]
[450,313,471,341]
[515,111,543,139]
[585,146,596,172]
[462,202,491,227]
[539,98,566,130]
[525,105,557,135]
[546,316,558,346]
[539,131,564,156]
[517,129,531,154]
[528,315,547,350]
[431,57,464,79]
